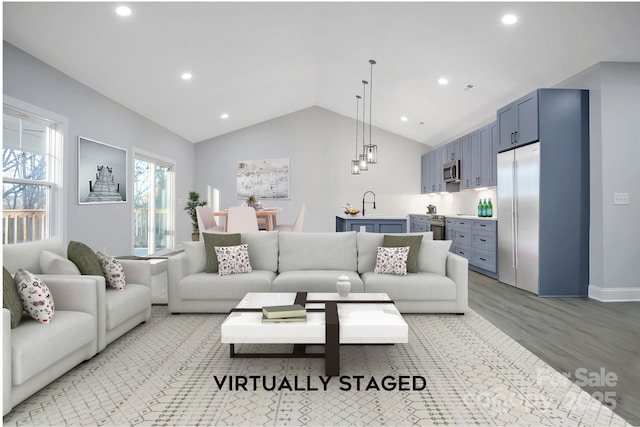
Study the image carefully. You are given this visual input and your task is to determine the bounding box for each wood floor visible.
[468,271,640,426]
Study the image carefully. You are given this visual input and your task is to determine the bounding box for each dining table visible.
[212,207,283,231]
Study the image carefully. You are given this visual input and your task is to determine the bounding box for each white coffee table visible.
[221,292,408,375]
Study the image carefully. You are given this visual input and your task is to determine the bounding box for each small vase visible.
[336,275,351,297]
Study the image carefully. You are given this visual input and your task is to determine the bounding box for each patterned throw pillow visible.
[96,252,126,290]
[14,269,55,324]
[214,244,253,276]
[3,267,24,328]
[374,246,410,275]
[203,233,241,273]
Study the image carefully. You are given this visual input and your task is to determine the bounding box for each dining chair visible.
[196,206,224,238]
[226,206,260,233]
[275,204,305,232]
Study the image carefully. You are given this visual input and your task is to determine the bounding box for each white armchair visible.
[3,239,152,353]
[3,275,99,415]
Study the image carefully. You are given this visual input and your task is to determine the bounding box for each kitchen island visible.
[335,215,408,233]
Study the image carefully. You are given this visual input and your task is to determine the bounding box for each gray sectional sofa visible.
[168,231,468,314]
[3,238,152,415]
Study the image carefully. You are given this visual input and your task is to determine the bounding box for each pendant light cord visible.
[369,60,375,147]
[362,80,368,154]
[355,95,360,158]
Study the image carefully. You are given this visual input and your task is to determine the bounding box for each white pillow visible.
[14,269,55,324]
[374,246,410,275]
[182,241,207,273]
[96,252,126,290]
[40,250,81,275]
[417,240,452,276]
[214,244,252,276]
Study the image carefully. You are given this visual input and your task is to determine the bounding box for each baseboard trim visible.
[588,284,640,302]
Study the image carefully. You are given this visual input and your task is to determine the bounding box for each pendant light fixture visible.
[349,59,378,175]
[351,95,361,175]
[365,59,377,164]
[359,80,369,171]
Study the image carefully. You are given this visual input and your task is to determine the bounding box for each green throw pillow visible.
[203,233,241,273]
[382,235,423,273]
[3,267,23,329]
[67,241,103,276]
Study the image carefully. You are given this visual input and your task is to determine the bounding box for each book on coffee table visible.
[262,304,306,319]
[261,314,306,323]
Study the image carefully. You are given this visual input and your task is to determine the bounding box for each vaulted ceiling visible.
[4,2,640,145]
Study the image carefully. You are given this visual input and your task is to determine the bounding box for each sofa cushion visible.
[40,250,81,275]
[215,244,252,276]
[183,241,206,273]
[382,235,422,273]
[203,233,241,273]
[278,232,357,272]
[272,270,365,293]
[3,266,23,328]
[11,311,96,385]
[374,246,410,275]
[418,240,452,276]
[14,269,55,324]
[105,284,151,330]
[361,271,457,301]
[241,231,279,272]
[96,252,126,290]
[3,237,66,275]
[67,241,103,276]
[357,232,432,274]
[178,271,275,300]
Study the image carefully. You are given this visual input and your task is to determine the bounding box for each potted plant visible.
[184,191,207,241]
[246,194,256,208]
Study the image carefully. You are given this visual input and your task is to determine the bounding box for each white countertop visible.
[409,213,497,221]
[336,214,409,220]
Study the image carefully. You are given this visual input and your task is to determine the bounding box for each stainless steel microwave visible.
[443,160,460,183]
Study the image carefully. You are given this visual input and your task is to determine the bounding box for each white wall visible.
[3,42,196,255]
[557,62,640,300]
[194,106,430,232]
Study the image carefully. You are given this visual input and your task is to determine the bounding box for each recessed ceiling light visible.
[400,116,409,122]
[502,14,518,25]
[115,6,132,17]
[220,113,229,119]
[181,73,192,81]
[438,78,449,85]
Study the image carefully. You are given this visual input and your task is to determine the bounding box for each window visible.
[3,101,64,244]
[133,151,174,255]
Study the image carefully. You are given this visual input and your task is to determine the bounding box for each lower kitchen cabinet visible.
[336,216,407,233]
[448,217,498,278]
[409,214,430,232]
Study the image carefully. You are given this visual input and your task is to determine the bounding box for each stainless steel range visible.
[427,215,446,240]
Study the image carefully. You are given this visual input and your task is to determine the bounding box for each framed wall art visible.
[236,158,290,200]
[78,136,127,204]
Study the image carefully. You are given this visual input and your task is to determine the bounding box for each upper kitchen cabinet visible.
[497,90,539,151]
[489,121,498,186]
[446,138,461,162]
[420,152,430,194]
[460,132,473,190]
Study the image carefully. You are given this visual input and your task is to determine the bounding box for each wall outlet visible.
[613,193,629,205]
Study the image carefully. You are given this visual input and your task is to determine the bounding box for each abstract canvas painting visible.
[236,158,290,199]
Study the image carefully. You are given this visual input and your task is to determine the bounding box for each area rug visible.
[3,306,629,426]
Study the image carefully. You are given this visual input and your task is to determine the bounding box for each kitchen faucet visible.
[362,191,376,216]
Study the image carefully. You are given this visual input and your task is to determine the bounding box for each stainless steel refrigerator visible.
[497,142,540,294]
